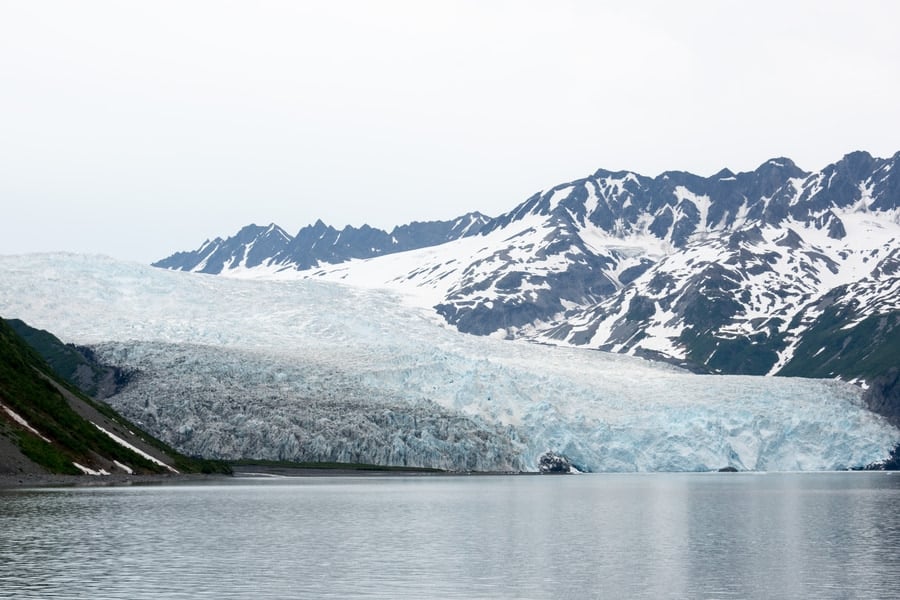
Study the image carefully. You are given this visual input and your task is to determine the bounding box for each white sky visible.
[2,1,899,263]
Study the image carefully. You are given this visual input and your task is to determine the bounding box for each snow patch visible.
[91,421,179,473]
[112,460,134,474]
[1,403,52,443]
[72,462,110,476]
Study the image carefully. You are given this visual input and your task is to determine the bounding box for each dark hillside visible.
[5,318,132,399]
[0,317,226,477]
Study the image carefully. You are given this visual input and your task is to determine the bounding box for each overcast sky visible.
[2,1,899,263]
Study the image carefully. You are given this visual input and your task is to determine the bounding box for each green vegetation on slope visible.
[778,310,900,381]
[679,328,784,376]
[0,317,229,476]
[5,318,132,399]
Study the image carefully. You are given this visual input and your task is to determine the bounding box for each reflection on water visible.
[1,473,898,599]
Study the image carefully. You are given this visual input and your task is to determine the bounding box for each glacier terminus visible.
[0,253,896,472]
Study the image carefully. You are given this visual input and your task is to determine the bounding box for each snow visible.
[236,211,577,314]
[228,201,672,338]
[91,421,179,473]
[1,403,52,443]
[546,186,573,212]
[229,240,254,269]
[113,460,134,474]
[0,253,896,472]
[195,254,211,272]
[541,195,900,376]
[674,186,712,233]
[583,179,600,218]
[72,462,110,476]
[639,303,684,357]
[578,223,671,262]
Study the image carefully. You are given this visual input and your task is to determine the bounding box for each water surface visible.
[1,472,898,599]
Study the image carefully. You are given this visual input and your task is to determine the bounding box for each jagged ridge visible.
[153,151,900,415]
[153,213,491,274]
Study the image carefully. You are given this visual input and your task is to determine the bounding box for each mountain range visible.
[2,254,895,472]
[153,212,490,273]
[2,152,897,473]
[155,150,900,426]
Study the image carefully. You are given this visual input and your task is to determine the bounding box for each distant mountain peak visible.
[761,156,798,168]
[154,213,491,274]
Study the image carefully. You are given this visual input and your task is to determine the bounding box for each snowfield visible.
[0,253,896,471]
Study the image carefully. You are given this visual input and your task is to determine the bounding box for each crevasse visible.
[0,253,896,471]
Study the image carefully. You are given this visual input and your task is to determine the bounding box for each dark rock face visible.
[278,220,393,270]
[154,214,491,274]
[520,154,900,384]
[863,368,900,429]
[539,451,572,474]
[436,255,617,336]
[864,443,900,471]
[779,297,900,385]
[153,224,293,274]
[437,152,900,345]
[153,152,900,398]
[4,319,133,399]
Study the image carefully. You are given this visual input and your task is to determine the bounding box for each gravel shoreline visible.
[0,465,512,489]
[0,472,231,489]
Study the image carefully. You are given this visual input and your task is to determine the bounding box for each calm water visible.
[1,472,899,599]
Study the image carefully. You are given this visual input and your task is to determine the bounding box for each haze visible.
[2,1,898,263]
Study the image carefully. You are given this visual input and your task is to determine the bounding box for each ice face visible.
[0,253,896,471]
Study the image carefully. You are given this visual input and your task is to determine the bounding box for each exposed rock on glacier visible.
[539,451,572,474]
[0,254,897,472]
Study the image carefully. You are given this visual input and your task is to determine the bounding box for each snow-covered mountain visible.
[535,209,900,375]
[153,213,490,274]
[526,153,900,378]
[0,254,896,471]
[157,152,899,395]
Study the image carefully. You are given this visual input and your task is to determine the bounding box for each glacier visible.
[0,253,897,472]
